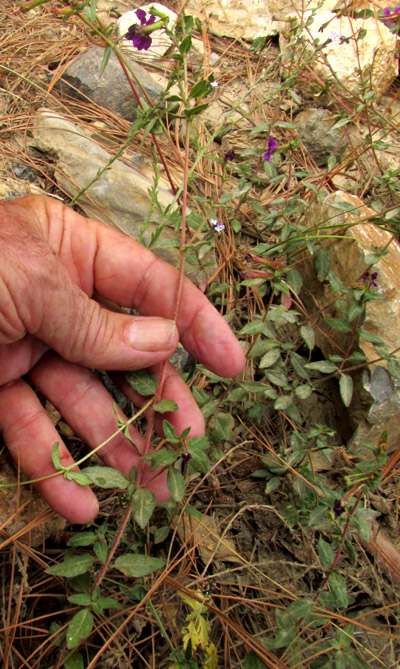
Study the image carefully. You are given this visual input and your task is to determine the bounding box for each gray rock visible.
[294,108,347,167]
[54,46,164,122]
[31,109,215,282]
[363,366,394,404]
[169,344,193,375]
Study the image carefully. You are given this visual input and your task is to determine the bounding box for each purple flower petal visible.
[147,14,157,25]
[133,33,152,50]
[135,8,147,24]
[262,151,272,161]
[223,149,236,162]
[267,136,277,152]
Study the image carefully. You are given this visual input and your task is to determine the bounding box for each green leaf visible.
[243,650,267,668]
[142,449,178,470]
[114,553,165,577]
[358,328,385,346]
[81,466,129,489]
[300,325,315,351]
[66,608,94,649]
[239,320,266,335]
[272,626,297,649]
[274,396,292,411]
[286,268,303,295]
[347,302,364,322]
[315,248,330,282]
[63,651,84,669]
[264,476,281,494]
[131,488,156,529]
[332,200,360,214]
[239,380,269,393]
[189,78,209,99]
[167,468,185,502]
[318,537,335,568]
[328,572,348,608]
[294,384,313,399]
[126,369,158,396]
[162,419,181,444]
[328,270,346,293]
[153,525,170,544]
[290,352,310,380]
[279,598,314,626]
[92,597,122,614]
[94,539,108,564]
[184,103,209,119]
[67,532,97,547]
[67,594,92,607]
[64,471,92,486]
[264,369,288,387]
[187,443,209,474]
[339,374,353,407]
[324,317,352,333]
[45,554,94,578]
[51,442,63,471]
[99,45,112,75]
[259,348,281,369]
[153,399,179,413]
[213,412,234,441]
[179,34,192,55]
[305,361,337,374]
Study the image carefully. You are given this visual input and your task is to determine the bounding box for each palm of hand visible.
[0,196,245,522]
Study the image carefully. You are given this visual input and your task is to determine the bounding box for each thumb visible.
[13,245,179,369]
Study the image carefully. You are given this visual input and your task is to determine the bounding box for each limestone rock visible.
[117,3,177,63]
[302,191,400,452]
[271,0,339,21]
[54,46,163,122]
[30,109,213,281]
[305,191,400,367]
[185,0,276,40]
[280,10,398,103]
[294,108,347,167]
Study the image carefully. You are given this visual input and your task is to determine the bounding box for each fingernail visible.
[126,317,176,351]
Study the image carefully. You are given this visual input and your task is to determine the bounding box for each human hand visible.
[0,195,245,523]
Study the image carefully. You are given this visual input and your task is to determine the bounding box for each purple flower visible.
[262,135,277,162]
[333,499,345,518]
[223,149,236,162]
[382,5,400,21]
[125,9,157,51]
[361,270,378,288]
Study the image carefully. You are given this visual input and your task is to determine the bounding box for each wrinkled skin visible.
[0,195,245,523]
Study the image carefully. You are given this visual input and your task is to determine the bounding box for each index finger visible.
[44,197,246,378]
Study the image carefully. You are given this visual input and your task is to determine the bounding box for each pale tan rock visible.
[280,10,398,103]
[272,0,339,20]
[185,0,276,40]
[30,109,215,281]
[302,191,400,453]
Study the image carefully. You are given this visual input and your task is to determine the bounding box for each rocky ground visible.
[1,0,400,667]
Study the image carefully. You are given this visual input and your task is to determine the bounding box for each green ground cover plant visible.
[1,0,400,666]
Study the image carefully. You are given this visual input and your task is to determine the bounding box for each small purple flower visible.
[125,9,157,51]
[262,135,277,162]
[382,5,400,21]
[361,270,378,288]
[333,499,345,518]
[223,149,236,162]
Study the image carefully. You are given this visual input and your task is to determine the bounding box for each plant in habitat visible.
[2,0,400,666]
